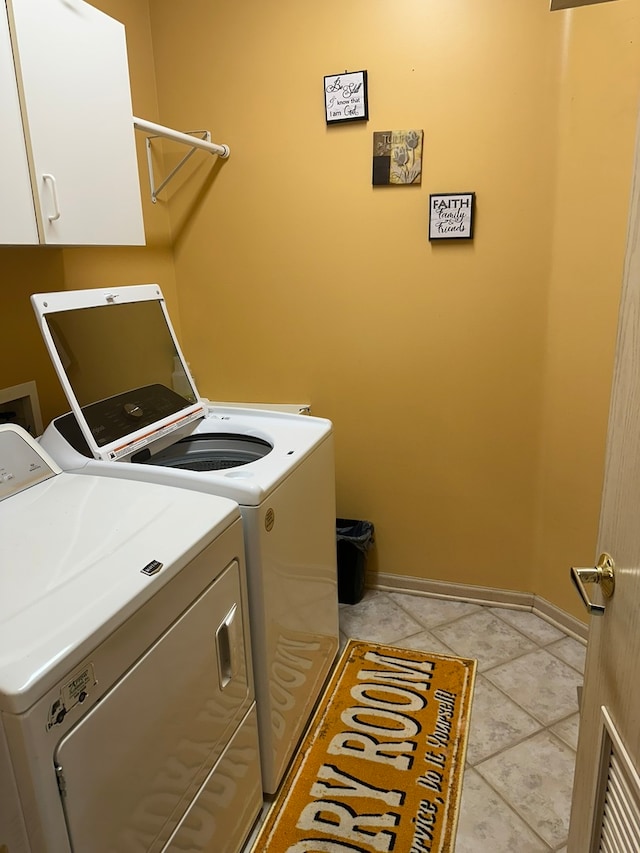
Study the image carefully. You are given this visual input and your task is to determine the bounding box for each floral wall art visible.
[372,129,423,185]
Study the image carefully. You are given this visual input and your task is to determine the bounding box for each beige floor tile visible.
[338,589,423,644]
[485,649,582,726]
[475,731,575,849]
[546,636,587,673]
[550,713,580,750]
[388,628,457,657]
[431,609,538,671]
[490,607,566,645]
[388,591,481,628]
[465,675,542,765]
[454,768,551,852]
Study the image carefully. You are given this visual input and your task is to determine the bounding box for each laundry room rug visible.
[251,639,476,853]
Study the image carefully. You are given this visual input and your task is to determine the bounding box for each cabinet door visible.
[6,0,145,246]
[0,4,37,244]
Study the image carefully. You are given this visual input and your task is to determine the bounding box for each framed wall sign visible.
[372,129,423,185]
[324,70,368,124]
[429,192,475,240]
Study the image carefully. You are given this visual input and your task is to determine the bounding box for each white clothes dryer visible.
[0,424,262,853]
[32,284,340,795]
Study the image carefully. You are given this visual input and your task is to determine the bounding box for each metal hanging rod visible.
[133,116,230,204]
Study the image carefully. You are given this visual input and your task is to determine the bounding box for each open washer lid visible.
[31,285,205,462]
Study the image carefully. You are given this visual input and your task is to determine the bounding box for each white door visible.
[567,117,640,849]
[6,0,144,246]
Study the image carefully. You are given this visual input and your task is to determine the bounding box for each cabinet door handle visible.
[42,174,61,222]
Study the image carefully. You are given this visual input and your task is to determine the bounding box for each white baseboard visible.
[532,594,588,643]
[366,571,588,643]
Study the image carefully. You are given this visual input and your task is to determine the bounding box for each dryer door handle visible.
[215,604,238,689]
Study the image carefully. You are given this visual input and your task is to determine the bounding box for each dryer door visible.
[53,560,252,853]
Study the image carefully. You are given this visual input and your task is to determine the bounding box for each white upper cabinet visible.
[3,0,145,246]
[0,6,37,244]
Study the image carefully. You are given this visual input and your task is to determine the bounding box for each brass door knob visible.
[570,553,615,615]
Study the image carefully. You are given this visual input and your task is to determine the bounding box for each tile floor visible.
[338,588,586,853]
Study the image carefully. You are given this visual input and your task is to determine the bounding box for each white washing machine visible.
[0,424,262,853]
[32,284,340,795]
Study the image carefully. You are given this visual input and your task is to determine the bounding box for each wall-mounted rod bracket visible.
[133,116,230,204]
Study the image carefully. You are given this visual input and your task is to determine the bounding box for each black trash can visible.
[336,518,375,605]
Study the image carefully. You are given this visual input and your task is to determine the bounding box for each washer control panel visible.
[0,424,58,502]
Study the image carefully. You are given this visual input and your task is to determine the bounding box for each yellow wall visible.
[534,5,640,614]
[145,0,640,618]
[146,0,554,602]
[1,248,68,422]
[1,0,638,620]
